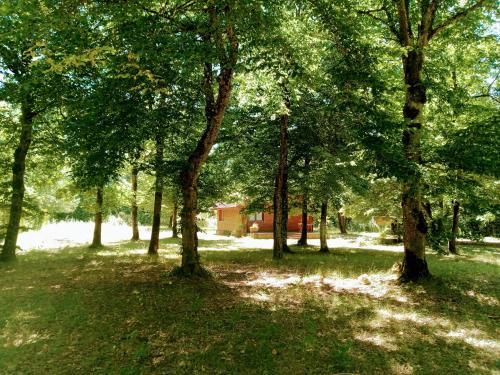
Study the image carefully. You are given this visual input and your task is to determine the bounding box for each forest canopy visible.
[0,0,498,279]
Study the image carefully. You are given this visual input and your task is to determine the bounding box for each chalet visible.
[214,203,314,238]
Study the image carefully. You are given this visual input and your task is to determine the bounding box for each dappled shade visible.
[1,235,498,374]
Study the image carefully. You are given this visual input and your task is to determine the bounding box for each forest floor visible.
[1,230,499,374]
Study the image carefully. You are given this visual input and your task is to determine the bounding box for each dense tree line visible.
[1,0,498,281]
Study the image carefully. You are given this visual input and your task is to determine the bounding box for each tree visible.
[0,1,67,261]
[131,164,140,241]
[148,128,165,255]
[358,0,495,281]
[178,1,238,276]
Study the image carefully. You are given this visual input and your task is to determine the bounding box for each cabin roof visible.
[214,203,242,209]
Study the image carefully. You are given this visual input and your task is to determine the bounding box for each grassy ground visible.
[1,237,499,374]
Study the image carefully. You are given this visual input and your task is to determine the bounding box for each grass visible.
[0,236,499,374]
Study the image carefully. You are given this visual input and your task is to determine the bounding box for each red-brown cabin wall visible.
[247,212,313,232]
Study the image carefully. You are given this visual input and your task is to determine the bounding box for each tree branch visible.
[418,0,438,47]
[429,0,487,40]
[356,7,400,40]
[396,0,412,46]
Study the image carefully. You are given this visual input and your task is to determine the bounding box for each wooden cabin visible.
[214,203,313,237]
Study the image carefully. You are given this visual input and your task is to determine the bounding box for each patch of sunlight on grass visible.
[10,332,50,348]
[97,249,148,256]
[354,332,398,351]
[241,291,272,302]
[16,219,171,251]
[233,270,410,302]
[1,311,49,349]
[207,233,404,253]
[443,329,500,351]
[471,253,500,266]
[466,290,499,306]
[200,246,244,251]
[246,273,302,288]
[376,308,451,328]
[159,252,181,260]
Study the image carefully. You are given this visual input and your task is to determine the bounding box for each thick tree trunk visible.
[148,133,164,255]
[131,166,140,241]
[399,50,430,281]
[337,211,347,234]
[1,104,34,262]
[172,195,178,239]
[178,3,237,276]
[180,182,202,273]
[273,101,290,259]
[448,201,460,254]
[90,187,103,248]
[297,157,310,246]
[319,202,329,253]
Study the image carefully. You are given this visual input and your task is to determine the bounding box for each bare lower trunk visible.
[172,195,179,239]
[282,169,291,253]
[1,105,34,261]
[273,175,284,259]
[399,50,430,282]
[448,200,459,254]
[337,211,347,234]
[319,202,329,253]
[273,96,290,259]
[90,187,103,248]
[180,183,202,274]
[148,133,164,255]
[297,194,308,246]
[131,166,140,241]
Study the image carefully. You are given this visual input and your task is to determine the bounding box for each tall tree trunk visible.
[297,157,310,246]
[319,202,329,253]
[148,132,164,255]
[448,200,460,254]
[90,187,103,248]
[399,49,430,281]
[172,195,178,239]
[1,103,34,262]
[373,0,484,279]
[273,96,290,259]
[282,160,291,253]
[179,3,238,275]
[131,166,140,241]
[337,211,347,234]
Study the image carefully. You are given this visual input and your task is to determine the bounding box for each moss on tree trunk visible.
[399,50,430,281]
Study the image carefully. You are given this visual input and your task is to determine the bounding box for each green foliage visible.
[0,0,498,243]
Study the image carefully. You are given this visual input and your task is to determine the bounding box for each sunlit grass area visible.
[1,233,499,374]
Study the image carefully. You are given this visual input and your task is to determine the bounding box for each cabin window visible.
[218,210,224,221]
[249,212,263,221]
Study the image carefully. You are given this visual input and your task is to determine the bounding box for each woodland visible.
[0,0,499,374]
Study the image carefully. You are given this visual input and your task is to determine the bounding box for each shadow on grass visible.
[0,238,498,374]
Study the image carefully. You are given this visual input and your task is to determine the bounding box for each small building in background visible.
[214,203,313,237]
